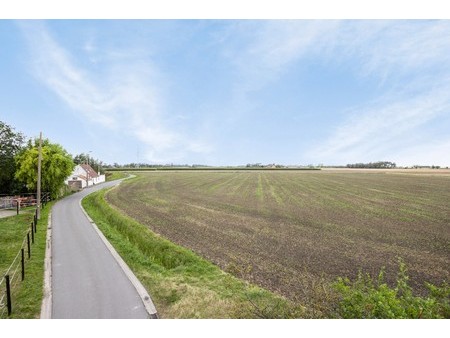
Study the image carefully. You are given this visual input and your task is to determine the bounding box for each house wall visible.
[93,174,106,184]
[65,165,105,188]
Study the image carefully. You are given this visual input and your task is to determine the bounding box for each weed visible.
[333,258,449,318]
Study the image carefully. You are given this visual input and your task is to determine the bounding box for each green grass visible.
[105,171,129,181]
[82,188,303,318]
[0,202,52,319]
[0,212,34,272]
[255,173,264,201]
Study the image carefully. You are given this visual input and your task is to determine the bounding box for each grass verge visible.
[105,171,129,182]
[0,202,53,319]
[82,188,303,318]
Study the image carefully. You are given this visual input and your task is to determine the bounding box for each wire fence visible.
[0,193,51,318]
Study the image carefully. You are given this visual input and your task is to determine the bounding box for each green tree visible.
[15,138,75,199]
[0,120,25,194]
[73,153,105,174]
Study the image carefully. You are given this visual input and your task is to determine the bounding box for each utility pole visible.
[37,132,42,220]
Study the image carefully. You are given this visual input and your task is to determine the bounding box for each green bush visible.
[333,258,449,318]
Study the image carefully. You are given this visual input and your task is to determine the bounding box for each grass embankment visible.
[0,202,53,319]
[105,171,129,182]
[82,188,302,318]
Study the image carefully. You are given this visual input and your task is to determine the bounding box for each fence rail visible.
[0,193,50,318]
[0,192,50,213]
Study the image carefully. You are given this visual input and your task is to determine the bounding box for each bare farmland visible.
[105,170,450,301]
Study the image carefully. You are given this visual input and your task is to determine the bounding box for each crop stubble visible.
[105,170,450,301]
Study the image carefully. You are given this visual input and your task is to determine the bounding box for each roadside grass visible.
[82,188,304,318]
[0,212,34,273]
[0,202,53,319]
[105,171,129,182]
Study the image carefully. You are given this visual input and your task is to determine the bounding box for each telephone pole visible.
[37,132,42,220]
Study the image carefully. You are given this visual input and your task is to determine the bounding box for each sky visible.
[1,18,450,167]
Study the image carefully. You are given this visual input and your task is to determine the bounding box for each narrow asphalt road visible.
[51,180,149,319]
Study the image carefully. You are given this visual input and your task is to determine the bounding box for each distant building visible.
[65,164,105,190]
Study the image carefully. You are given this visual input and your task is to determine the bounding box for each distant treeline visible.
[105,166,321,172]
[103,162,321,170]
[346,161,396,169]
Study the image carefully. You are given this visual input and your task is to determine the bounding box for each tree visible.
[73,153,88,165]
[15,138,74,199]
[0,120,25,194]
[73,153,105,174]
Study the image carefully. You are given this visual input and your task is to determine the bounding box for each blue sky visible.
[1,19,450,166]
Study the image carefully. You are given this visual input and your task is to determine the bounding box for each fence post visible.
[5,275,12,316]
[16,200,19,215]
[31,223,34,244]
[27,232,31,258]
[21,248,25,281]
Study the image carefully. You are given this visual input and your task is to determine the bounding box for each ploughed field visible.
[105,170,450,301]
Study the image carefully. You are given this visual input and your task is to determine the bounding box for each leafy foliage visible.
[0,120,25,194]
[333,258,450,318]
[73,153,105,174]
[15,138,74,199]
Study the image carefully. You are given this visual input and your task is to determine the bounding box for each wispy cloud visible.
[221,20,450,165]
[307,20,450,165]
[223,20,341,94]
[16,20,450,166]
[224,20,450,92]
[309,82,450,164]
[18,21,212,163]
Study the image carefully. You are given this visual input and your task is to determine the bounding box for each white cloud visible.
[333,20,450,82]
[309,82,450,164]
[16,20,450,166]
[18,21,212,163]
[222,20,450,165]
[223,20,341,94]
[306,21,450,165]
[225,20,450,91]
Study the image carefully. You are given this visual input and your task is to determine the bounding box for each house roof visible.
[80,164,99,178]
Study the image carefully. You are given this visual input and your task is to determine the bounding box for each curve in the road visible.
[50,180,157,319]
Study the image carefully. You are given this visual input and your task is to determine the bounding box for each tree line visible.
[346,161,396,169]
[0,120,74,198]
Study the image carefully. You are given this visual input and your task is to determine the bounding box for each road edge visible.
[78,197,158,319]
[40,210,52,319]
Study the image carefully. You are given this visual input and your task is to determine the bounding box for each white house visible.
[65,164,106,190]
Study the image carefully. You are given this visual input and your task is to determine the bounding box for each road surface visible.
[51,180,150,318]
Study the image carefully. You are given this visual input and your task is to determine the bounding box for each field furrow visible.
[105,170,450,301]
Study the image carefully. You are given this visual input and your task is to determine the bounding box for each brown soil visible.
[106,171,450,301]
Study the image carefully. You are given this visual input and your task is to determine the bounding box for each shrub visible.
[333,258,449,318]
